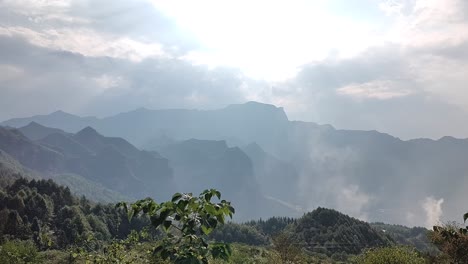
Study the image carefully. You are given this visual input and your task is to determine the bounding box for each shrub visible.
[351,246,425,264]
[0,240,42,264]
[430,222,468,263]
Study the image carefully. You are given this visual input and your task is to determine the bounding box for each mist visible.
[2,0,468,228]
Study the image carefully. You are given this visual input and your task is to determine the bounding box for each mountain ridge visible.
[6,101,468,142]
[2,102,468,226]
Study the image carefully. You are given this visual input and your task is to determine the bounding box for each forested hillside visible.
[3,175,467,263]
[0,178,148,249]
[370,223,438,253]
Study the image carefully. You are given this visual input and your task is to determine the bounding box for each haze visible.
[2,0,468,139]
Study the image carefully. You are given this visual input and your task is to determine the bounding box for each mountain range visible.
[0,124,174,201]
[0,121,290,219]
[2,101,468,226]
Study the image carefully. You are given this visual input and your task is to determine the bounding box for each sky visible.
[1,0,468,139]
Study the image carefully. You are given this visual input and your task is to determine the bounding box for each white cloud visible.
[337,80,412,100]
[93,75,123,91]
[336,185,371,221]
[0,0,172,61]
[1,0,72,13]
[384,0,468,47]
[422,196,444,228]
[153,0,386,81]
[0,26,165,61]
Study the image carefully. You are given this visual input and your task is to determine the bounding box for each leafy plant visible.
[68,229,157,264]
[351,246,425,264]
[118,189,235,264]
[0,240,42,264]
[270,232,306,264]
[430,213,468,263]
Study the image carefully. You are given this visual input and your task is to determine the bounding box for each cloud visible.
[0,0,194,61]
[0,26,165,61]
[336,184,371,221]
[93,74,123,91]
[69,0,197,51]
[0,35,248,120]
[2,0,468,141]
[259,10,468,139]
[0,0,252,121]
[377,0,468,49]
[422,196,444,228]
[337,80,412,100]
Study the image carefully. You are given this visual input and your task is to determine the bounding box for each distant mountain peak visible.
[26,121,44,127]
[224,101,289,122]
[75,126,101,138]
[135,107,149,112]
[228,101,282,110]
[50,110,74,117]
[439,136,457,141]
[18,122,68,140]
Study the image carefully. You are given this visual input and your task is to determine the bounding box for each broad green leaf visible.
[121,188,234,263]
[172,193,182,202]
[205,204,216,215]
[204,192,212,201]
[201,225,213,235]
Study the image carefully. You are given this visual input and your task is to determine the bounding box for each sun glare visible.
[151,0,382,81]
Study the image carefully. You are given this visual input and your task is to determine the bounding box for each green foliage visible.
[371,223,437,253]
[209,217,296,247]
[209,222,269,246]
[292,208,392,256]
[245,216,296,236]
[209,243,275,264]
[271,232,308,264]
[351,246,425,264]
[37,250,70,264]
[0,178,148,249]
[70,230,155,264]
[430,214,468,263]
[0,240,42,264]
[119,189,235,264]
[0,177,451,263]
[53,173,130,204]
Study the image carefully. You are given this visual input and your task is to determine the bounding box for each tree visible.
[430,213,468,263]
[270,232,307,264]
[118,189,235,264]
[0,240,42,264]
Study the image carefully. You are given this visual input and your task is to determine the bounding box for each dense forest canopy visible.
[0,177,437,262]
